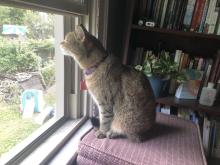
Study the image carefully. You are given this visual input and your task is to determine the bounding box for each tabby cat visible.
[60,25,156,142]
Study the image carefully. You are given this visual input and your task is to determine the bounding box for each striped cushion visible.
[77,113,207,165]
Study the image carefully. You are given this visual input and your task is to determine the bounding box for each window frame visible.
[0,0,98,164]
[0,0,88,15]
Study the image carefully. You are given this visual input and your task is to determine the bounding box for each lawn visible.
[0,103,40,157]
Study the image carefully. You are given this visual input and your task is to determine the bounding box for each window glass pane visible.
[0,5,63,157]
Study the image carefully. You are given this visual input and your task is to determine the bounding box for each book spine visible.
[163,0,174,28]
[178,0,189,30]
[157,0,165,26]
[146,0,153,19]
[208,9,219,34]
[203,116,212,156]
[214,10,220,34]
[204,0,217,33]
[190,0,206,32]
[183,0,197,31]
[160,0,169,28]
[152,0,159,21]
[154,0,163,25]
[173,0,184,30]
[209,53,220,82]
[199,0,210,32]
[167,0,177,29]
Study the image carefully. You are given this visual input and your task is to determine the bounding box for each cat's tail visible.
[90,117,100,129]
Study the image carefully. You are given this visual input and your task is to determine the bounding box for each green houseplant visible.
[135,51,185,97]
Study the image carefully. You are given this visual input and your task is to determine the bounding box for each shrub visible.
[0,37,41,74]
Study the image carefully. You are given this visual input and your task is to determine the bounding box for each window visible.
[0,0,92,164]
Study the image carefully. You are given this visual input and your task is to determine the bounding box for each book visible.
[163,0,175,28]
[190,0,207,32]
[173,0,185,29]
[197,58,213,97]
[214,10,220,34]
[209,51,220,82]
[160,0,169,28]
[203,116,212,156]
[208,8,219,34]
[154,0,162,24]
[199,0,211,32]
[203,60,213,86]
[204,0,218,33]
[212,120,220,158]
[161,105,171,114]
[157,0,165,26]
[146,0,154,19]
[167,0,177,29]
[177,0,189,30]
[183,0,197,31]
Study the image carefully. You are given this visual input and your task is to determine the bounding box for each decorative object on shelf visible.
[175,81,200,99]
[137,17,147,26]
[175,69,204,99]
[145,21,155,27]
[135,51,185,97]
[137,17,155,27]
[199,82,217,106]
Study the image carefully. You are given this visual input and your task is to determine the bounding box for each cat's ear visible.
[75,24,88,42]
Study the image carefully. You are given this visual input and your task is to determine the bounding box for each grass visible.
[0,103,40,157]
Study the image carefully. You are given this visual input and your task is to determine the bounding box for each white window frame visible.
[0,0,99,164]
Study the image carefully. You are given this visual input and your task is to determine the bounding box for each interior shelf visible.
[132,25,220,41]
[156,97,220,116]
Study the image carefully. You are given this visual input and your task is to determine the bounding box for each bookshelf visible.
[122,1,220,164]
[122,0,220,108]
[132,24,220,41]
[156,97,220,116]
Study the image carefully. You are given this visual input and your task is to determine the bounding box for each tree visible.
[24,11,54,39]
[0,6,26,25]
[0,6,54,39]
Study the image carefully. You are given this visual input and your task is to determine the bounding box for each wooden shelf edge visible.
[132,25,220,41]
[156,97,220,116]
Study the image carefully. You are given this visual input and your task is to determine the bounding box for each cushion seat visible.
[77,112,207,165]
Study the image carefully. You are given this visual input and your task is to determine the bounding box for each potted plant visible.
[135,51,185,98]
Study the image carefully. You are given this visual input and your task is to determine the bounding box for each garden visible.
[0,6,56,156]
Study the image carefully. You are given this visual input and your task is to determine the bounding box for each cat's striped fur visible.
[60,25,156,142]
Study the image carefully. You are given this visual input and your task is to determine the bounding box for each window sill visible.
[0,117,92,165]
[48,120,93,164]
[20,117,92,165]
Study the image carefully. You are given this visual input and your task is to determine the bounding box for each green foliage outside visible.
[0,37,41,74]
[0,5,56,157]
[41,62,55,87]
[28,39,55,52]
[0,6,26,25]
[0,103,40,156]
[0,6,54,39]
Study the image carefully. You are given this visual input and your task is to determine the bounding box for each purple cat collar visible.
[84,66,97,76]
[83,55,108,76]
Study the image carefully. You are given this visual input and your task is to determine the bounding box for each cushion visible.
[77,112,207,165]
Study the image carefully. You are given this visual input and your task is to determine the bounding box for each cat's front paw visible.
[106,130,115,139]
[95,130,106,139]
[106,130,121,139]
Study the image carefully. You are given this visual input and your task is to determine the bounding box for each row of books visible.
[160,107,220,158]
[202,116,220,157]
[132,47,220,98]
[137,0,220,34]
